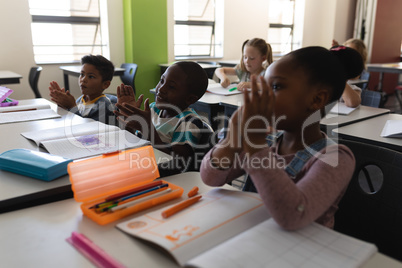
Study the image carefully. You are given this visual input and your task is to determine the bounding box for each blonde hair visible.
[239,38,273,73]
[343,38,367,69]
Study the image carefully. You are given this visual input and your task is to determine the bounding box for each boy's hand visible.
[115,98,151,138]
[49,81,76,110]
[49,81,65,93]
[117,83,143,107]
[241,75,274,155]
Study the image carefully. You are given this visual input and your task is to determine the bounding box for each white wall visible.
[221,0,270,60]
[0,0,125,100]
[0,0,36,100]
[1,0,356,101]
[167,0,356,62]
[303,0,356,48]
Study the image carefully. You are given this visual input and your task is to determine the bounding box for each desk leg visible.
[63,73,70,92]
[377,72,384,92]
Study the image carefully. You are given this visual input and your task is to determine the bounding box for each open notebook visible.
[0,102,60,124]
[207,83,242,96]
[21,121,150,159]
[116,188,377,268]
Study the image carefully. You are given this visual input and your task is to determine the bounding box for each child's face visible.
[154,65,196,114]
[243,45,266,74]
[264,56,319,131]
[79,63,110,101]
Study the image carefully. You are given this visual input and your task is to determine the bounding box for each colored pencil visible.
[110,188,173,212]
[161,195,202,218]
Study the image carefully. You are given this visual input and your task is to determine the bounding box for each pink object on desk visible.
[66,232,125,268]
[0,86,18,107]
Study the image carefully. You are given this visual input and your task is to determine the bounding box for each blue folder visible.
[0,149,72,181]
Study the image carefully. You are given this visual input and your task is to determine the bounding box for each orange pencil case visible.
[68,146,183,225]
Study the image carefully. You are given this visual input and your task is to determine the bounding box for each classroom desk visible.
[0,70,22,85]
[0,98,171,213]
[59,66,125,92]
[332,113,402,152]
[159,63,220,79]
[320,105,390,133]
[217,59,239,67]
[366,62,402,92]
[0,171,400,268]
[219,99,391,135]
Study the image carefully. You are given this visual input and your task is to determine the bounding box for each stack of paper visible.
[380,120,402,138]
[329,102,359,115]
[0,103,60,124]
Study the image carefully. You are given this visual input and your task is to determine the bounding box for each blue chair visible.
[360,89,381,108]
[120,63,138,94]
[29,66,42,98]
[359,70,370,90]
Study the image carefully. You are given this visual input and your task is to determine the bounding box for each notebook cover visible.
[0,149,73,181]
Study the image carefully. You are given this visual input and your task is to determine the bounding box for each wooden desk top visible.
[0,70,22,84]
[0,70,22,79]
[332,113,402,152]
[320,105,390,130]
[367,62,402,73]
[0,171,400,268]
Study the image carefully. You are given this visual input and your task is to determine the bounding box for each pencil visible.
[110,188,173,212]
[161,195,202,219]
[105,180,163,201]
[228,87,237,92]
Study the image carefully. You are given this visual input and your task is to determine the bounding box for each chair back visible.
[334,139,402,261]
[360,89,381,108]
[359,70,370,90]
[29,66,42,98]
[120,63,138,94]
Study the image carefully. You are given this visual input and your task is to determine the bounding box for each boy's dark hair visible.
[81,55,115,82]
[173,61,208,99]
[286,46,363,103]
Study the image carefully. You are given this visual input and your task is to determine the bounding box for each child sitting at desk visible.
[332,39,368,107]
[215,38,273,91]
[115,61,211,175]
[200,46,363,231]
[49,55,116,125]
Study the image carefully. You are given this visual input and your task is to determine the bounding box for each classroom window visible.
[28,0,107,64]
[174,0,223,59]
[268,0,303,55]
